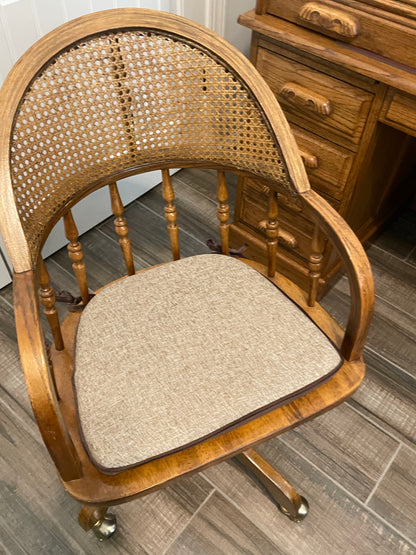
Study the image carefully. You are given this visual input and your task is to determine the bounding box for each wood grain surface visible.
[203,443,413,554]
[281,403,399,502]
[167,490,282,555]
[368,445,416,543]
[351,350,416,447]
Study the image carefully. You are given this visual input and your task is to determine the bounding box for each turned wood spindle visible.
[63,210,90,305]
[109,183,135,276]
[162,169,180,261]
[308,224,325,307]
[39,259,64,351]
[266,190,279,277]
[217,171,230,255]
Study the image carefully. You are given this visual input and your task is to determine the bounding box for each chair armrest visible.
[13,270,82,481]
[301,190,375,361]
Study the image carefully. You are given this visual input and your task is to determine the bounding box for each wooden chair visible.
[0,9,374,541]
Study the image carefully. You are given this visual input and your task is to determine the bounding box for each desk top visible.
[239,10,416,97]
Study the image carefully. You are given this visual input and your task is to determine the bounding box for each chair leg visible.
[78,504,117,541]
[236,448,309,522]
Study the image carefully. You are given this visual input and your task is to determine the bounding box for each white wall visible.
[0,0,173,87]
[0,0,254,285]
[174,0,252,55]
[223,0,253,56]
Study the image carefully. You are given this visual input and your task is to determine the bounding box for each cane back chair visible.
[0,8,374,540]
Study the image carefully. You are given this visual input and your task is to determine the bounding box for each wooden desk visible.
[230,2,416,296]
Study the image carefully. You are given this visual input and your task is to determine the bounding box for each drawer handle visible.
[277,194,303,213]
[299,148,319,169]
[258,220,298,249]
[279,82,332,116]
[298,2,361,39]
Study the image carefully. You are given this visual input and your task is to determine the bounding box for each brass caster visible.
[278,496,309,523]
[92,513,117,541]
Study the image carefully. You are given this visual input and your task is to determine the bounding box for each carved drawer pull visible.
[258,220,298,249]
[278,193,303,213]
[298,2,361,39]
[299,148,319,169]
[279,82,332,116]
[278,228,298,249]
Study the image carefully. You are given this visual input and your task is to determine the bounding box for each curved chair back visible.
[0,9,309,272]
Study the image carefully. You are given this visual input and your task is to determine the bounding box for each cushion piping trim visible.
[76,360,342,475]
[71,259,344,474]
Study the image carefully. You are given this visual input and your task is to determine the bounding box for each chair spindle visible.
[63,210,90,305]
[109,183,135,276]
[266,190,279,277]
[39,259,64,351]
[162,169,180,260]
[217,171,230,255]
[308,224,325,307]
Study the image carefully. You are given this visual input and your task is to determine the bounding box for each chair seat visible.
[74,255,342,473]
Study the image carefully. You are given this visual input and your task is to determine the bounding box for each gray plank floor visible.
[1,168,415,554]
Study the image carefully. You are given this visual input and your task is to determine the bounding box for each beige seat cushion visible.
[74,254,342,472]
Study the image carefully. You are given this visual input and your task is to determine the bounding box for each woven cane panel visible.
[10,30,291,258]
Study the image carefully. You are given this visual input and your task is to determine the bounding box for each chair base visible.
[78,505,117,541]
[236,448,309,522]
[278,496,309,522]
[77,448,307,542]
[92,514,117,541]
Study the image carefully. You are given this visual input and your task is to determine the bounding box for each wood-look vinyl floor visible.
[1,168,415,554]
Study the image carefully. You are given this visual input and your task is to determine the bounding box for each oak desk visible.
[231,2,416,296]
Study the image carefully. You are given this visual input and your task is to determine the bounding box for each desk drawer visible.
[256,46,373,147]
[381,90,416,138]
[292,125,354,200]
[265,0,416,69]
[238,178,339,264]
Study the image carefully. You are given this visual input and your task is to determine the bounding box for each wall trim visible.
[205,0,226,36]
[173,0,184,17]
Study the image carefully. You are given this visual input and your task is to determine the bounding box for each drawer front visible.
[265,0,416,69]
[291,125,354,200]
[238,178,339,264]
[381,90,416,138]
[256,46,373,147]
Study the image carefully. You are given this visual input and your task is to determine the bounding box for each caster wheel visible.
[92,513,117,541]
[278,496,309,523]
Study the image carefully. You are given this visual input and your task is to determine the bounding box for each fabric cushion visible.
[74,254,342,472]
